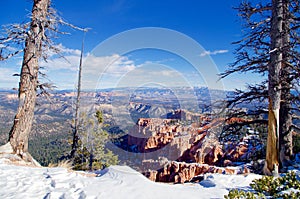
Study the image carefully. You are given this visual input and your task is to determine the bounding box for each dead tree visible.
[70,30,87,158]
[264,0,285,176]
[7,0,52,162]
[0,0,86,163]
[278,0,300,168]
[220,0,300,174]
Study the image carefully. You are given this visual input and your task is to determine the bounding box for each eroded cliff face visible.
[119,111,264,183]
[144,161,251,183]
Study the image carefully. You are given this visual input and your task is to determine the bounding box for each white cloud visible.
[104,62,194,89]
[44,43,81,58]
[58,44,81,56]
[0,44,225,90]
[83,54,135,76]
[81,54,138,89]
[40,44,82,71]
[0,67,19,89]
[0,44,226,90]
[40,55,79,71]
[199,49,228,57]
[38,45,137,89]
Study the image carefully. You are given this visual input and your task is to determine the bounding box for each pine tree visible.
[73,110,119,170]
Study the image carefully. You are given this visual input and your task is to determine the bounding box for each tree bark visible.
[264,0,283,176]
[279,0,293,169]
[279,96,293,168]
[8,0,50,161]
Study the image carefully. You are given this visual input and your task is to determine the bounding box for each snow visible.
[0,159,261,199]
[0,142,14,153]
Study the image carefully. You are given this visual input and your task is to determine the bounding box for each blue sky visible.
[0,0,263,91]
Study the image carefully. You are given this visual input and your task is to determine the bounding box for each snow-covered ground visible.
[0,158,261,199]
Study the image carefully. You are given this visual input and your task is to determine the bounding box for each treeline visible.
[28,133,71,166]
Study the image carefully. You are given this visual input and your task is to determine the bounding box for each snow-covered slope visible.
[0,159,261,199]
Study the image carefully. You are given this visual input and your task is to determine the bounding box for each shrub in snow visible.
[225,171,300,199]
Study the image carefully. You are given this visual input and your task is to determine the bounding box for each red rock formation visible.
[145,161,250,183]
[130,115,262,181]
[133,116,258,164]
[145,132,174,149]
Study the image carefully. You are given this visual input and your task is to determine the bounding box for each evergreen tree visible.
[73,110,119,170]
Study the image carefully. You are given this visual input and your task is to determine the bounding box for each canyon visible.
[0,88,266,182]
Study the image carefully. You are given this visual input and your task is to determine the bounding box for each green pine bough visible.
[225,172,300,199]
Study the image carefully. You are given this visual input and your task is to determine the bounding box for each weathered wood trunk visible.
[8,0,50,161]
[70,31,85,159]
[279,97,293,168]
[264,0,283,176]
[279,0,293,168]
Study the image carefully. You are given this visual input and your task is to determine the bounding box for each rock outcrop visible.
[144,161,250,183]
[118,113,264,182]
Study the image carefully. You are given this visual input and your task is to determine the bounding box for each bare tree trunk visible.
[279,96,293,168]
[264,0,283,176]
[8,0,50,162]
[70,31,85,158]
[279,0,293,169]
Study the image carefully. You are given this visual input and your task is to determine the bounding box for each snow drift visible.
[0,158,261,199]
